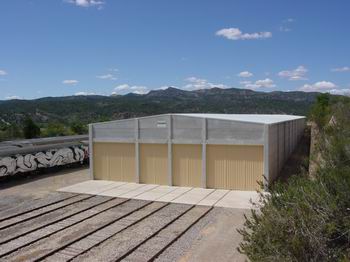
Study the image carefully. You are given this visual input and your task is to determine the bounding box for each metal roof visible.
[174,114,305,124]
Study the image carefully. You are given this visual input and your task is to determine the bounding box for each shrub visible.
[238,95,350,261]
[22,116,40,139]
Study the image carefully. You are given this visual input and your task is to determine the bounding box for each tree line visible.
[0,116,88,141]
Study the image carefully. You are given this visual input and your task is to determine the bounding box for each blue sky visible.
[0,0,350,99]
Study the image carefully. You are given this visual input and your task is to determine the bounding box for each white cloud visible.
[96,74,117,80]
[5,95,21,100]
[65,0,104,8]
[157,86,170,90]
[183,77,228,90]
[284,18,295,23]
[0,69,7,76]
[113,84,149,95]
[238,71,253,78]
[331,66,350,72]
[279,26,291,32]
[299,81,337,92]
[329,89,350,96]
[280,18,294,32]
[75,91,95,96]
[62,79,79,85]
[216,28,272,41]
[108,68,119,72]
[114,84,130,91]
[278,65,308,81]
[241,78,276,90]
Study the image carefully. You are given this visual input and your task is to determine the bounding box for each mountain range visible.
[0,87,320,125]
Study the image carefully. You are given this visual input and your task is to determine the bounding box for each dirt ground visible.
[0,167,90,210]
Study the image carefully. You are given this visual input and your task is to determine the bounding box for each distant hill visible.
[0,87,320,125]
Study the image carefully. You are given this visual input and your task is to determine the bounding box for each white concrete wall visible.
[268,118,305,183]
[92,115,266,146]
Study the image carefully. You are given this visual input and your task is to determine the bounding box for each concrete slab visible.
[157,187,193,202]
[171,188,215,205]
[119,184,159,198]
[197,189,229,206]
[215,190,259,209]
[57,180,260,209]
[98,183,147,197]
[134,185,178,201]
[58,180,125,195]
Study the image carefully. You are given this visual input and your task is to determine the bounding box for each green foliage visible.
[0,124,23,141]
[7,124,22,138]
[238,97,350,261]
[42,122,69,137]
[22,116,40,139]
[309,93,331,128]
[70,122,87,135]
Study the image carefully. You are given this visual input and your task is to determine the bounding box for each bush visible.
[238,95,350,261]
[43,122,69,137]
[309,93,331,129]
[22,117,40,139]
[70,122,87,135]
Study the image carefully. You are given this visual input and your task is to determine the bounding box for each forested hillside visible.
[0,87,319,126]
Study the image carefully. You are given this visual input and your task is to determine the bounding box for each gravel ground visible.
[123,205,212,262]
[74,203,192,262]
[0,167,249,262]
[0,167,90,201]
[155,207,248,262]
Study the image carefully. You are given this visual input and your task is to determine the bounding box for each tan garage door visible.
[172,144,202,187]
[207,145,263,190]
[140,144,168,185]
[93,142,135,182]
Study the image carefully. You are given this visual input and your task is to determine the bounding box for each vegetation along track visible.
[0,193,213,262]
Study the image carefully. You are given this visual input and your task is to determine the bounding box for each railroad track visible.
[0,192,213,262]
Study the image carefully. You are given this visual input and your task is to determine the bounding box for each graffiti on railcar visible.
[0,145,88,177]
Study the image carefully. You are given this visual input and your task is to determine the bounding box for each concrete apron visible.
[58,180,261,209]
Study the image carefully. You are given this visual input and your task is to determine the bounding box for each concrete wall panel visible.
[139,116,168,140]
[172,116,203,141]
[268,124,279,183]
[207,119,264,145]
[268,119,306,184]
[93,120,135,140]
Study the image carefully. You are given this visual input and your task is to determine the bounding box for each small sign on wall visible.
[157,121,167,128]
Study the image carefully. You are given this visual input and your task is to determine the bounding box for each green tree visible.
[70,122,87,135]
[23,117,40,139]
[7,124,22,139]
[309,93,331,128]
[44,122,67,137]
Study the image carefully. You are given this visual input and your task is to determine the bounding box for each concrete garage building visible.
[89,114,305,191]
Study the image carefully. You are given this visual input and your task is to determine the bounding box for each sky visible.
[0,0,350,100]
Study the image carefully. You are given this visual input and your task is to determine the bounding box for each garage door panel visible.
[207,145,263,191]
[93,142,135,182]
[140,144,168,185]
[172,144,201,187]
[93,143,109,180]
